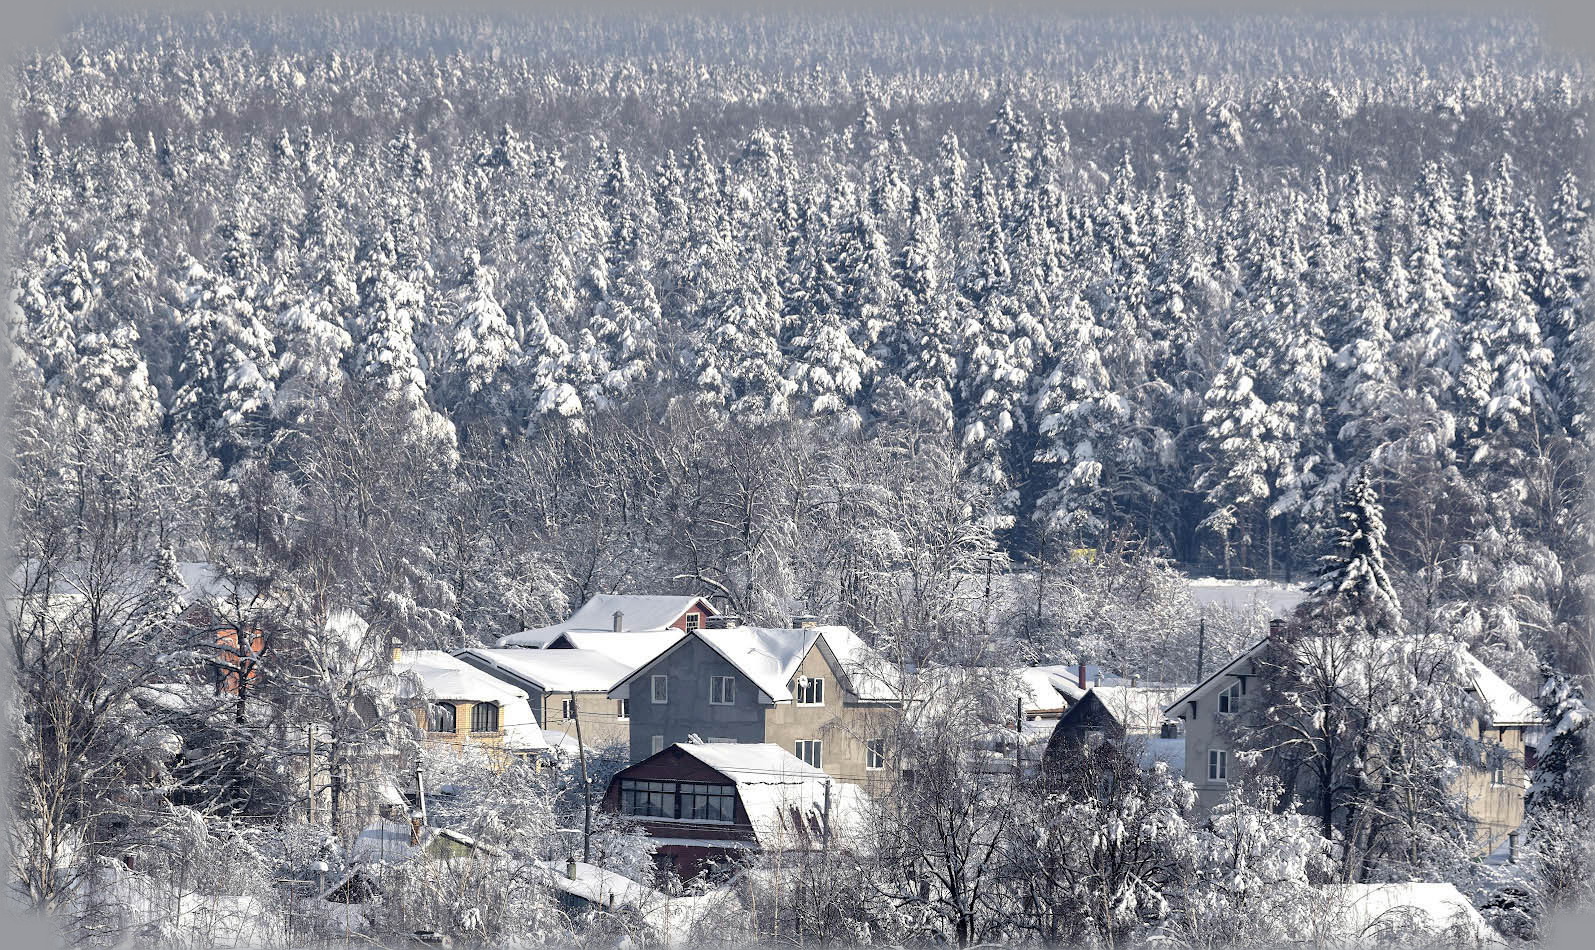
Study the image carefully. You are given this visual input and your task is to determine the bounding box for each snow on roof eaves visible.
[689,626,821,702]
[458,647,634,694]
[495,594,709,646]
[549,630,686,667]
[674,742,871,847]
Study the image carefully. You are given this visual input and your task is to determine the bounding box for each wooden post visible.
[570,690,592,862]
[822,779,832,853]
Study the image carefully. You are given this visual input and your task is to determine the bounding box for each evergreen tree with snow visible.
[1307,472,1401,630]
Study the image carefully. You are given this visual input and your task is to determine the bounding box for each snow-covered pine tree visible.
[1306,471,1401,631]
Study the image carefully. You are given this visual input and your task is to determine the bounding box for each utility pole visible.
[821,779,832,853]
[415,758,427,827]
[306,723,315,824]
[1015,697,1025,782]
[1195,617,1206,682]
[569,690,591,862]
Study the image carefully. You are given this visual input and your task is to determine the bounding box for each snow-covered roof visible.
[1091,685,1186,734]
[496,594,711,646]
[1186,577,1309,619]
[1163,637,1543,729]
[673,742,872,848]
[547,630,686,667]
[1317,882,1504,947]
[615,624,900,704]
[392,650,546,750]
[538,861,736,945]
[1461,651,1543,726]
[458,647,634,694]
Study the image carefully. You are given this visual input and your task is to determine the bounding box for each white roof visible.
[1163,637,1542,728]
[538,861,737,945]
[547,630,686,667]
[458,647,634,694]
[497,594,709,646]
[1187,577,1309,618]
[1318,882,1504,947]
[674,742,872,847]
[1461,651,1543,726]
[392,651,546,750]
[638,625,898,704]
[1091,686,1186,734]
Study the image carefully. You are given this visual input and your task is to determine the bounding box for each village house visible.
[391,648,547,760]
[601,741,870,880]
[608,619,903,786]
[497,594,718,647]
[1163,634,1543,852]
[454,646,642,749]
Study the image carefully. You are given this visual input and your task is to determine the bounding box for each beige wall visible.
[536,689,631,752]
[764,646,899,789]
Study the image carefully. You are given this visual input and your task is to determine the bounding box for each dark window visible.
[471,703,499,733]
[795,677,825,705]
[795,739,823,768]
[866,738,886,770]
[679,783,736,822]
[620,780,677,819]
[617,699,630,720]
[685,613,701,631]
[710,675,736,705]
[428,702,456,733]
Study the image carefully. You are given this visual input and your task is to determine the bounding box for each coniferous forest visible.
[5,11,1593,949]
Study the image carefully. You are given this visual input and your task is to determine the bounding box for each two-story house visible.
[1163,634,1543,851]
[608,620,903,786]
[497,594,717,648]
[601,740,871,880]
[454,646,645,750]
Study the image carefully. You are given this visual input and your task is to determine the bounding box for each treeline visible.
[8,13,1591,686]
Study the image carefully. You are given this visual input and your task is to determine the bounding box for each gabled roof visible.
[1162,637,1544,727]
[608,624,900,703]
[456,647,634,694]
[496,594,713,647]
[392,651,546,750]
[670,742,871,847]
[546,630,686,667]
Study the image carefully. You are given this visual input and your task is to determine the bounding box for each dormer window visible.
[795,676,825,706]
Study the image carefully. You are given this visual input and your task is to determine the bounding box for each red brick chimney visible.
[1077,663,1087,690]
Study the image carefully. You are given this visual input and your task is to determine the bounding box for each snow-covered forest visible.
[5,10,1592,949]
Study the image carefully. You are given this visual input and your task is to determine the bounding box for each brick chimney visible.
[1077,663,1087,690]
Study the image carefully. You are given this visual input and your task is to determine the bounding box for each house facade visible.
[609,623,902,787]
[601,741,869,880]
[391,649,546,759]
[455,647,642,750]
[1163,636,1543,851]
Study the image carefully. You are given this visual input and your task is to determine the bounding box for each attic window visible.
[1217,682,1242,714]
[795,676,825,706]
[710,676,736,705]
[685,612,701,631]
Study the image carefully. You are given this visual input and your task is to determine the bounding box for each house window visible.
[1208,749,1228,782]
[560,699,576,720]
[685,613,701,631]
[428,701,457,734]
[620,780,677,819]
[651,675,668,704]
[795,739,823,769]
[795,676,825,706]
[710,675,736,705]
[1491,765,1507,787]
[679,782,736,822]
[619,780,736,824]
[866,738,886,770]
[617,699,630,720]
[1217,681,1242,714]
[651,735,665,755]
[471,703,499,733]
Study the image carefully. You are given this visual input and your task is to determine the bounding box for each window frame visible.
[866,738,886,771]
[616,698,630,720]
[560,698,576,720]
[470,702,500,734]
[1208,748,1228,782]
[709,674,737,705]
[684,612,701,631]
[651,674,668,704]
[795,739,823,769]
[428,701,457,734]
[795,676,825,706]
[1217,681,1243,715]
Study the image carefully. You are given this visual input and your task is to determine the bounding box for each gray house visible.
[607,622,902,786]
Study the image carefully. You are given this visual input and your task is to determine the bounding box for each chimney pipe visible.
[612,610,624,632]
[1077,663,1087,690]
[1268,618,1286,639]
[567,855,579,880]
[391,643,402,663]
[409,813,423,846]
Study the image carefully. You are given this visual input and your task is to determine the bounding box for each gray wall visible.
[624,637,769,761]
